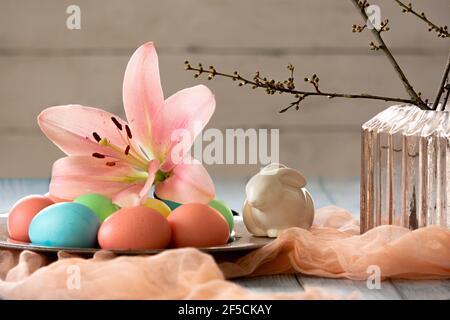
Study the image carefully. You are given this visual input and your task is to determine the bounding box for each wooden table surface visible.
[0,177,449,300]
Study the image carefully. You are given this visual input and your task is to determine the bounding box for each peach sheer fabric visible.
[0,206,448,299]
[222,206,450,280]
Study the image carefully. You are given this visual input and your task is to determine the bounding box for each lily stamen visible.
[92,152,106,158]
[110,118,143,162]
[94,136,148,170]
[118,123,144,161]
[92,150,144,170]
[111,117,123,130]
[125,125,133,139]
[92,132,101,142]
[108,119,143,162]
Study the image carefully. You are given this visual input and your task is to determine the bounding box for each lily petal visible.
[38,105,130,158]
[155,157,215,204]
[112,159,160,207]
[123,42,164,157]
[111,185,143,208]
[152,85,215,171]
[49,156,147,200]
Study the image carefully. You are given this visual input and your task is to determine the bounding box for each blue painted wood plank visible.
[0,178,49,212]
[391,279,450,300]
[298,275,401,300]
[319,177,360,216]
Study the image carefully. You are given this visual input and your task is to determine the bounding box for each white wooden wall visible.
[0,0,448,179]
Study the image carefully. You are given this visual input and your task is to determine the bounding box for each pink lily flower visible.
[38,42,216,206]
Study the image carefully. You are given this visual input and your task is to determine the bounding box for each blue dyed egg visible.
[29,202,100,248]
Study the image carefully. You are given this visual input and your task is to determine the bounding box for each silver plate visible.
[0,216,272,255]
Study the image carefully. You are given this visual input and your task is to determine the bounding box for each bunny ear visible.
[259,163,287,176]
[278,168,307,188]
[261,163,286,171]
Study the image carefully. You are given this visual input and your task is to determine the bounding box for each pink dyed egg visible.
[168,203,229,248]
[98,206,171,250]
[7,195,54,242]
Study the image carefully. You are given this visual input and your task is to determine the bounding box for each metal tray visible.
[0,216,272,255]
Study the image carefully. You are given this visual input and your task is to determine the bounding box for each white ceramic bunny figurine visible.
[243,163,314,238]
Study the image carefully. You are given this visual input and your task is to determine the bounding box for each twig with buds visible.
[185,62,418,113]
[394,0,449,38]
[432,53,450,110]
[351,0,429,110]
[185,0,449,112]
[392,0,449,110]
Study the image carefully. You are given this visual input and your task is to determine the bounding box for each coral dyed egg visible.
[29,202,100,248]
[143,198,171,218]
[98,206,171,250]
[209,199,234,233]
[7,195,54,242]
[168,203,229,248]
[74,193,118,222]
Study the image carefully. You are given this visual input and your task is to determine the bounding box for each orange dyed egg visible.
[98,206,171,250]
[7,195,54,242]
[168,203,229,248]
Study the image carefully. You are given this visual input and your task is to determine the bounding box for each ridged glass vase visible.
[361,104,450,233]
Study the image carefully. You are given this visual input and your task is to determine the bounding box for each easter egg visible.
[74,193,118,222]
[209,199,234,233]
[29,202,100,248]
[168,203,229,248]
[7,195,54,242]
[154,192,182,210]
[98,206,171,250]
[143,198,171,218]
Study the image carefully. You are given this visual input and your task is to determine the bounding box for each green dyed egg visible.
[74,193,118,222]
[209,199,234,233]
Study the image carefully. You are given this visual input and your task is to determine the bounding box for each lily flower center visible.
[155,170,170,182]
[90,117,149,171]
